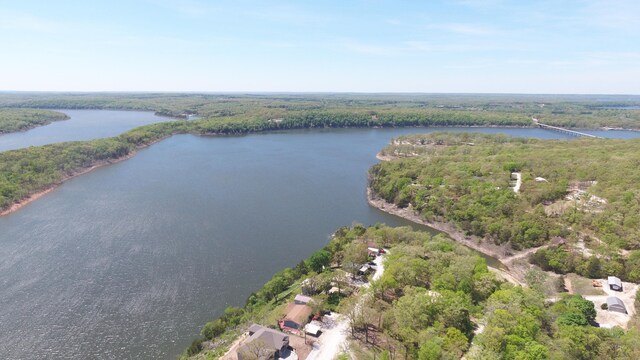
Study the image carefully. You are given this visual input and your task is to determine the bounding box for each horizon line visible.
[1,90,639,97]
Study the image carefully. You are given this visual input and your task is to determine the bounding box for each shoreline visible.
[3,122,639,218]
[0,135,169,218]
[0,125,527,217]
[367,188,531,285]
[0,153,135,217]
[0,114,70,135]
[367,188,512,261]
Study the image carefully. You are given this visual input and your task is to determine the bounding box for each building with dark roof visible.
[237,325,289,360]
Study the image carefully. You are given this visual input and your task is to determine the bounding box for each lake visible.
[1,111,640,359]
[0,109,172,152]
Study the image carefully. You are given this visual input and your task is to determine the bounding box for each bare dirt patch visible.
[306,313,349,360]
[581,279,638,329]
[288,334,314,360]
[544,181,607,216]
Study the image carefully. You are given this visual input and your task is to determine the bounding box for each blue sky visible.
[1,0,638,93]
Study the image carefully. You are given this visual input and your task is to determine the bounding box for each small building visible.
[608,276,623,291]
[606,296,627,314]
[237,324,289,360]
[358,264,372,275]
[294,294,313,305]
[304,322,322,337]
[280,303,312,330]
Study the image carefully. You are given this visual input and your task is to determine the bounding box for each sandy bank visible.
[375,153,395,161]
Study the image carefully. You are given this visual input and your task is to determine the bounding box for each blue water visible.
[0,109,172,152]
[1,111,639,359]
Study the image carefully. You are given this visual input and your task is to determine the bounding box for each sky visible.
[0,0,639,94]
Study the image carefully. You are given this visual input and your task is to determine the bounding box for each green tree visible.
[342,242,368,278]
[307,249,331,273]
[442,327,469,358]
[418,339,442,360]
[201,319,226,340]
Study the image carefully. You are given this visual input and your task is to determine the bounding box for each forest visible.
[184,225,640,360]
[0,92,639,128]
[1,93,640,215]
[369,133,640,281]
[0,108,68,133]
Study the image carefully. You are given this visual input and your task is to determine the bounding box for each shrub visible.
[201,319,226,340]
[185,339,204,356]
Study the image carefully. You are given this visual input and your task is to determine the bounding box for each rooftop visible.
[294,294,313,304]
[238,325,289,359]
[284,304,312,325]
[608,276,622,286]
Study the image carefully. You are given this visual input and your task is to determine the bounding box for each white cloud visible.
[340,40,400,56]
[578,0,640,31]
[260,41,296,49]
[583,52,640,67]
[340,38,508,56]
[147,0,218,18]
[0,9,64,33]
[430,22,496,36]
[248,5,331,25]
[454,0,504,8]
[384,18,402,26]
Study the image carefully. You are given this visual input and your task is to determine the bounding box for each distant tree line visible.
[0,108,68,134]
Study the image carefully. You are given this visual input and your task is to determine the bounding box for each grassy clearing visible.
[567,273,607,296]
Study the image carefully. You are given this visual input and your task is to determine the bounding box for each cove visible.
[1,125,640,359]
[0,109,172,152]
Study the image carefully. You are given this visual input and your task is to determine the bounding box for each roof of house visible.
[284,303,312,325]
[294,294,313,304]
[608,276,622,287]
[607,296,626,309]
[238,325,289,356]
[248,323,264,334]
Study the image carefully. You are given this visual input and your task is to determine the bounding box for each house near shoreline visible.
[280,303,312,331]
[606,296,627,314]
[294,294,313,305]
[608,276,623,291]
[237,324,290,360]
